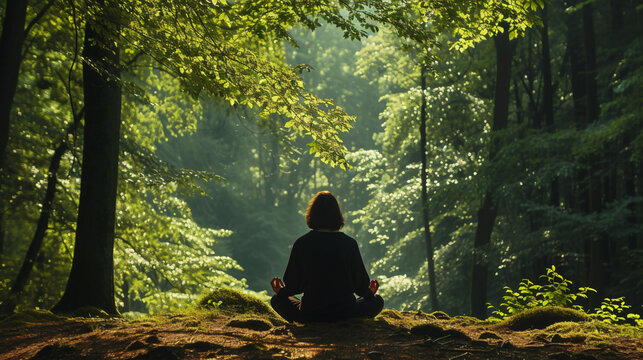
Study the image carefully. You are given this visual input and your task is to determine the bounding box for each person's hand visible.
[369,279,379,295]
[271,277,285,294]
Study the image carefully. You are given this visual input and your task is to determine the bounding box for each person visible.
[270,191,384,322]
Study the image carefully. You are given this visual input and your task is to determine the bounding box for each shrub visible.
[488,266,642,328]
[488,266,595,319]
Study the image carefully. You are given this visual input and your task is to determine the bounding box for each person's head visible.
[306,191,344,231]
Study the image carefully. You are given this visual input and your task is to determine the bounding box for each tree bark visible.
[581,3,607,309]
[0,0,28,172]
[541,6,559,207]
[1,114,82,313]
[420,65,439,312]
[541,5,554,129]
[0,0,29,258]
[52,4,121,315]
[471,24,512,319]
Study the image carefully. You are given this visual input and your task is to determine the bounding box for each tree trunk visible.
[581,3,607,309]
[0,0,28,172]
[566,0,595,288]
[541,6,554,129]
[52,4,121,315]
[625,131,636,250]
[0,0,29,258]
[420,65,438,311]
[1,115,81,313]
[513,76,523,125]
[541,6,559,207]
[0,214,4,255]
[471,24,512,319]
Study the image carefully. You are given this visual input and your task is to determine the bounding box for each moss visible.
[0,309,67,327]
[450,315,484,327]
[430,311,450,320]
[122,311,147,319]
[541,320,643,340]
[198,288,276,317]
[501,306,589,330]
[377,309,403,320]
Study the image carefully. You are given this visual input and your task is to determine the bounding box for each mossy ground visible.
[499,306,590,331]
[0,291,641,359]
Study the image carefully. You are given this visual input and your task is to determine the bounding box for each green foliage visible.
[592,297,643,327]
[1,0,640,326]
[351,26,493,313]
[489,267,642,329]
[488,266,596,318]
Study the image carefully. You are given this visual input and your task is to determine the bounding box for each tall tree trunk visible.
[513,77,523,125]
[566,1,592,288]
[581,3,606,309]
[471,24,512,319]
[52,4,121,315]
[625,132,637,250]
[1,114,82,313]
[0,213,4,255]
[541,6,554,129]
[0,0,29,257]
[0,0,28,172]
[420,65,438,311]
[541,6,559,207]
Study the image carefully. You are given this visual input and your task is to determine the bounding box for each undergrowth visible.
[488,266,643,329]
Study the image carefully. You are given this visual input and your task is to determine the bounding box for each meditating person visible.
[270,191,384,322]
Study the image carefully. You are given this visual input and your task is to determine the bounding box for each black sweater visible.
[277,230,373,320]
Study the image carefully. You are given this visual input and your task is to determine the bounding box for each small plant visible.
[204,298,223,309]
[593,297,642,327]
[488,266,595,319]
[488,266,642,329]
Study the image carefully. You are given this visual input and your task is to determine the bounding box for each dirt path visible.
[1,311,641,360]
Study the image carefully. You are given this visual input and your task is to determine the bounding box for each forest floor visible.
[1,308,642,360]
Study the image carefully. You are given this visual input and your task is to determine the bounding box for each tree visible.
[419,65,439,311]
[0,0,28,172]
[53,1,122,314]
[0,0,55,254]
[471,23,512,319]
[581,2,606,310]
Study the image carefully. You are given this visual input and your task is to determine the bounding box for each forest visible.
[0,0,642,359]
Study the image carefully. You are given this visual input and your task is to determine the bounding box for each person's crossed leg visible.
[270,278,384,322]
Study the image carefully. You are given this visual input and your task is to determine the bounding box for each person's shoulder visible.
[337,231,355,240]
[337,232,358,246]
[293,231,315,246]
